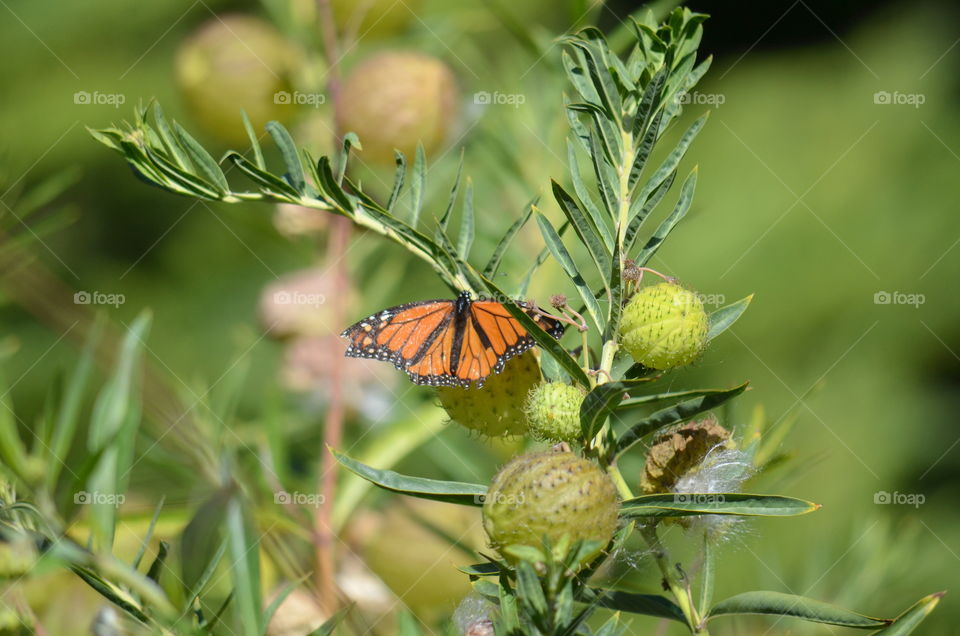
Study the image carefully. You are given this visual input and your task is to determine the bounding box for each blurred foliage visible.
[0,0,957,633]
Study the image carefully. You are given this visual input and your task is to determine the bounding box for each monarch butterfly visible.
[340,291,565,387]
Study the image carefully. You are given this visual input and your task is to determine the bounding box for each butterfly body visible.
[341,291,564,387]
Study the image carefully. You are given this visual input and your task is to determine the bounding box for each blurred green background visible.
[0,0,957,633]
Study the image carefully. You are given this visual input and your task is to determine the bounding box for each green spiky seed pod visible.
[619,282,709,370]
[524,382,585,443]
[482,450,619,563]
[437,352,540,437]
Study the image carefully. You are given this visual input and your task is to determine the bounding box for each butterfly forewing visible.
[341,295,566,387]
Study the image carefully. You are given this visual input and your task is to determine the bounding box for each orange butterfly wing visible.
[341,295,565,387]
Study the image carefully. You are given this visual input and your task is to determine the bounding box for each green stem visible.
[640,524,708,634]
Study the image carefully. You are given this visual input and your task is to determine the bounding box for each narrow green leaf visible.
[615,382,748,456]
[517,561,549,617]
[635,113,707,205]
[180,488,231,599]
[266,121,305,193]
[707,591,888,628]
[634,167,697,264]
[552,179,611,279]
[315,156,354,212]
[172,122,229,193]
[48,317,102,488]
[621,493,820,519]
[337,132,361,184]
[457,562,500,577]
[457,177,475,258]
[561,50,602,109]
[873,592,944,635]
[152,104,192,171]
[145,540,168,582]
[566,31,622,118]
[223,151,300,199]
[387,151,406,212]
[483,197,536,278]
[699,530,715,615]
[588,128,618,216]
[586,589,686,623]
[594,613,627,636]
[615,386,746,417]
[240,110,265,169]
[309,605,351,636]
[707,294,753,341]
[331,449,486,506]
[536,212,604,333]
[439,150,464,232]
[132,495,166,571]
[566,139,613,247]
[226,496,262,635]
[410,143,426,227]
[263,574,311,630]
[629,106,665,192]
[624,169,675,251]
[142,145,222,199]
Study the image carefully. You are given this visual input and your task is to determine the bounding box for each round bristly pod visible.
[175,14,301,145]
[437,351,541,437]
[338,51,458,163]
[482,449,619,564]
[620,281,709,370]
[524,382,585,443]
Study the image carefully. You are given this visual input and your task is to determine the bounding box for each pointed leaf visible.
[457,178,475,258]
[621,493,820,519]
[874,592,945,635]
[536,212,604,333]
[634,167,697,264]
[484,197,536,278]
[173,122,229,194]
[387,151,406,212]
[240,110,265,169]
[707,294,753,341]
[552,179,611,279]
[708,591,888,628]
[266,121,305,193]
[615,382,748,456]
[410,143,426,227]
[331,449,486,506]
